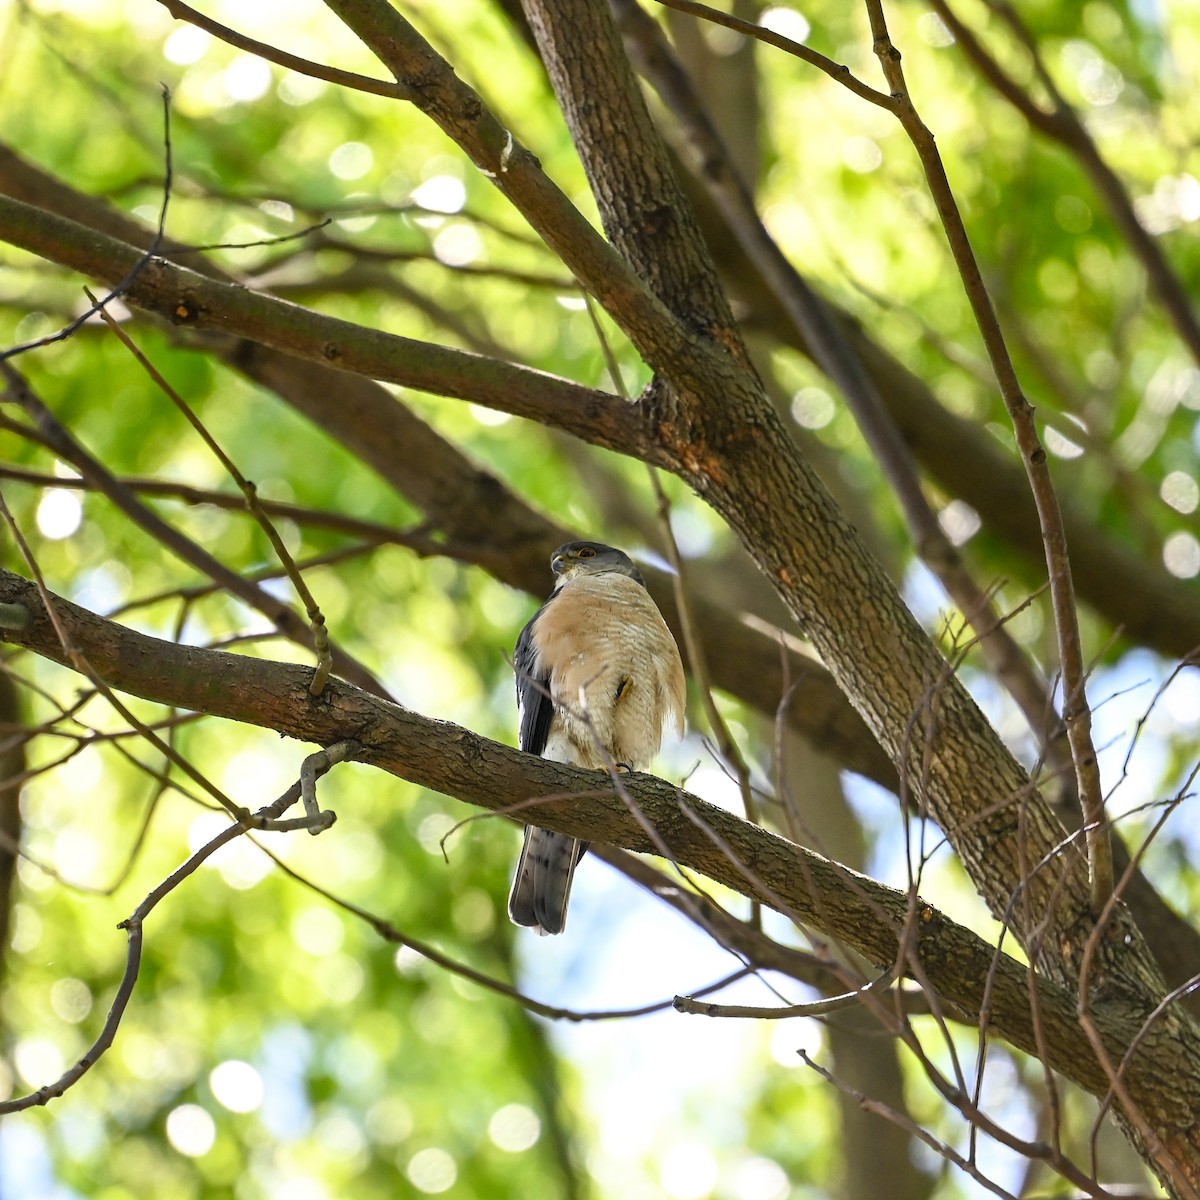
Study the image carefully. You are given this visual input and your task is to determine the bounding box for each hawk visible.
[508,541,686,935]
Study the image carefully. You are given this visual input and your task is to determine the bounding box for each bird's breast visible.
[532,574,685,769]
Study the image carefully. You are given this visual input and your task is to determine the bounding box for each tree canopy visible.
[0,0,1198,1198]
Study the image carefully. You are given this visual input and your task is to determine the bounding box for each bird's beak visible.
[551,552,568,576]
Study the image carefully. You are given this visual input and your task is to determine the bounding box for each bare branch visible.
[158,0,412,100]
[0,87,173,365]
[862,1,1111,914]
[0,194,645,455]
[674,962,900,1019]
[0,771,312,1113]
[0,562,1191,1123]
[651,0,893,109]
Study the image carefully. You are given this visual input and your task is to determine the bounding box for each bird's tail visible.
[508,826,586,936]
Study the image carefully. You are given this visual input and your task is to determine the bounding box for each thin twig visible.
[861,0,1110,913]
[673,961,900,1018]
[0,464,417,543]
[87,293,334,695]
[799,1051,1020,1200]
[579,294,762,919]
[0,86,172,364]
[0,757,344,1114]
[539,673,787,982]
[183,218,333,254]
[262,834,754,1021]
[0,368,384,698]
[297,738,360,832]
[650,0,894,109]
[1077,762,1200,1197]
[157,0,413,100]
[102,542,410,622]
[0,477,247,824]
[649,475,758,822]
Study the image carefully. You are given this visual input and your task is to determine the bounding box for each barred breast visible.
[533,572,685,769]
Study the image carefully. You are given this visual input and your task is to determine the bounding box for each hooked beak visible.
[551,552,568,576]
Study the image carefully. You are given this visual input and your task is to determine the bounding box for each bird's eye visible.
[578,547,596,558]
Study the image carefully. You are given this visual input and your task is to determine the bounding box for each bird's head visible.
[550,541,646,587]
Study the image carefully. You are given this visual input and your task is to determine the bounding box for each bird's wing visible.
[511,593,585,935]
[515,597,556,756]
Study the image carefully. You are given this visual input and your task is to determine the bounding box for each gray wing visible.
[515,598,555,756]
[509,590,586,935]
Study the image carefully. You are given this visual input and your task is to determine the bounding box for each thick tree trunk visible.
[515,0,1200,1189]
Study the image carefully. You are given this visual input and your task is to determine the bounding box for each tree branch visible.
[0,195,644,455]
[0,151,895,787]
[158,0,412,101]
[863,0,1110,913]
[321,0,702,371]
[929,0,1200,369]
[0,562,1180,1114]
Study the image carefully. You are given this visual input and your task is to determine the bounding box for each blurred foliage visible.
[0,0,1197,1198]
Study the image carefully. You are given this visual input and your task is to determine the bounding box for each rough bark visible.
[0,564,1187,1112]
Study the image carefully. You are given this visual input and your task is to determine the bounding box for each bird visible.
[508,540,686,935]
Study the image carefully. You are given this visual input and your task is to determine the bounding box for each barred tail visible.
[508,826,585,936]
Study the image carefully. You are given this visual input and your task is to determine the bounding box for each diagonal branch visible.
[863,0,1110,914]
[159,0,411,100]
[0,194,643,454]
[929,0,1200,369]
[320,0,701,371]
[0,561,1176,1112]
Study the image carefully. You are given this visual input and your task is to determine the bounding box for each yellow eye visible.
[577,547,596,558]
